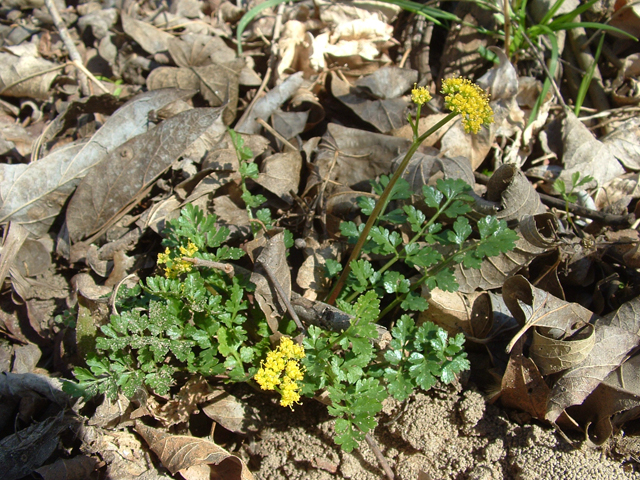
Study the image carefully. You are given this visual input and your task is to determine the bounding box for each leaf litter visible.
[2,0,640,479]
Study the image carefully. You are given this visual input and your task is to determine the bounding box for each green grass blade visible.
[574,33,605,116]
[539,0,568,26]
[548,21,638,41]
[528,33,558,127]
[379,0,460,24]
[549,0,600,26]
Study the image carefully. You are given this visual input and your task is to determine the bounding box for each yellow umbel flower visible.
[157,241,198,278]
[441,77,494,134]
[254,336,306,408]
[411,84,432,105]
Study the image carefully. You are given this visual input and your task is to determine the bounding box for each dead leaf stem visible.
[44,0,90,96]
[365,432,395,480]
[182,257,235,277]
[257,258,307,335]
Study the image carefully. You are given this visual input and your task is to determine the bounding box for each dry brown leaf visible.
[500,337,550,421]
[250,232,290,334]
[0,49,59,100]
[135,422,254,480]
[503,276,596,376]
[255,151,302,204]
[603,117,640,170]
[65,107,225,242]
[35,455,98,480]
[330,72,410,133]
[202,390,260,434]
[121,14,173,54]
[0,89,194,238]
[559,111,625,187]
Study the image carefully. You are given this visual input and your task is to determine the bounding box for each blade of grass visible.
[528,31,559,127]
[574,32,605,116]
[539,0,568,26]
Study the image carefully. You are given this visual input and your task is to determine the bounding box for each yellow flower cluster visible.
[411,85,432,105]
[441,77,494,134]
[254,337,306,408]
[156,241,198,278]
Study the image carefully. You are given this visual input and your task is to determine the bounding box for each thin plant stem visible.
[325,112,457,305]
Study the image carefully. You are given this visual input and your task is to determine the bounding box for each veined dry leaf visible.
[65,107,225,242]
[147,60,244,124]
[419,288,490,339]
[331,72,410,133]
[202,390,260,434]
[255,151,302,204]
[559,111,625,187]
[250,232,290,334]
[485,164,546,221]
[602,117,640,170]
[0,89,194,238]
[135,421,254,480]
[35,455,98,480]
[394,150,475,195]
[309,123,412,194]
[121,14,173,54]
[0,50,59,100]
[504,276,596,376]
[500,337,550,420]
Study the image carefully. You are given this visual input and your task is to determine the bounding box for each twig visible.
[44,0,90,96]
[257,258,307,335]
[474,172,635,226]
[365,433,395,480]
[111,273,138,316]
[72,60,110,94]
[181,257,235,277]
[256,117,297,151]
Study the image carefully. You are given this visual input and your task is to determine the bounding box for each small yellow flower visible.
[254,336,306,409]
[441,77,494,134]
[411,84,432,105]
[157,241,198,278]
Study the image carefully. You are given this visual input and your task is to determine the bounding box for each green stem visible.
[326,112,458,305]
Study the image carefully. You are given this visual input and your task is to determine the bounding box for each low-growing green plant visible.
[64,77,518,455]
[553,171,595,230]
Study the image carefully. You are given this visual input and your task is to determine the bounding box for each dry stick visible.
[44,0,90,96]
[72,60,110,94]
[365,433,394,480]
[182,257,235,277]
[474,172,634,226]
[256,117,297,151]
[257,259,307,335]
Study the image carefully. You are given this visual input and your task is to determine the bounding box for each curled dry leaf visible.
[484,164,546,221]
[0,89,194,238]
[202,390,261,434]
[135,421,254,480]
[66,107,225,242]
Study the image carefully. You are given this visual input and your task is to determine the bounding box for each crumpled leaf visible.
[0,47,59,100]
[0,89,194,238]
[147,60,244,124]
[254,151,302,204]
[484,164,546,221]
[235,72,304,134]
[202,390,260,434]
[250,232,290,334]
[558,111,625,187]
[331,71,410,133]
[121,14,173,54]
[309,123,411,194]
[0,411,69,480]
[504,276,596,376]
[135,421,254,480]
[35,455,98,480]
[602,117,640,171]
[66,107,225,242]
